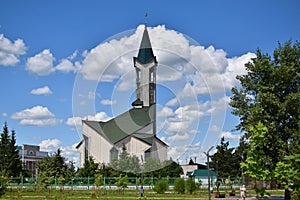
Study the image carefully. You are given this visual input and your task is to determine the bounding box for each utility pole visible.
[204,146,214,200]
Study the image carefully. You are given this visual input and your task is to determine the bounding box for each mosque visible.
[76,26,168,167]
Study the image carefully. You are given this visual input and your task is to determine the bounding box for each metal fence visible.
[8,176,178,188]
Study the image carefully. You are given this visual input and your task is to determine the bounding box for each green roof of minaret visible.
[136,26,155,64]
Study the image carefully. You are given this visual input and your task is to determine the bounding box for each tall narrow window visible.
[83,135,89,161]
[150,71,154,83]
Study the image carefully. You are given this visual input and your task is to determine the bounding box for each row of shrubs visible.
[154,178,199,194]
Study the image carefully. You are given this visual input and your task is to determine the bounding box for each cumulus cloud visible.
[101,99,116,105]
[39,139,79,163]
[66,116,82,126]
[30,86,53,95]
[220,131,240,141]
[157,107,174,118]
[0,34,27,66]
[167,133,189,142]
[26,49,55,75]
[56,59,80,73]
[161,105,204,135]
[11,105,62,126]
[39,138,62,152]
[79,25,255,97]
[66,112,111,126]
[165,98,179,107]
[26,49,81,76]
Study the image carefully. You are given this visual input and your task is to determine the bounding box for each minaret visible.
[132,25,157,108]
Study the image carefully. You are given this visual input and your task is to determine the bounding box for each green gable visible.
[83,107,153,144]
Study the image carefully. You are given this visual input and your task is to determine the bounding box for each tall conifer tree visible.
[0,122,22,177]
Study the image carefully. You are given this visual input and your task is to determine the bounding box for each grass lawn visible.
[1,187,285,199]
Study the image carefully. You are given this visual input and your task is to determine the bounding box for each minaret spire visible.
[136,25,155,64]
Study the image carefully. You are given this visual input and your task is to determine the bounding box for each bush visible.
[0,176,8,198]
[174,178,185,194]
[153,180,168,194]
[185,179,196,194]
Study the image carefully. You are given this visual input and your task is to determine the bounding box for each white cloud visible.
[165,98,179,107]
[39,139,79,164]
[87,112,111,121]
[86,91,96,99]
[60,143,80,163]
[209,124,220,132]
[79,24,255,99]
[26,49,55,76]
[11,105,62,126]
[30,86,53,95]
[66,112,111,126]
[56,59,80,73]
[101,99,116,105]
[167,133,189,142]
[39,138,62,152]
[162,105,204,135]
[220,131,240,141]
[2,112,8,117]
[0,34,27,66]
[66,116,82,126]
[157,107,174,118]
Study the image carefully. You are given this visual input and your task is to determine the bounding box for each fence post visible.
[88,176,90,190]
[151,176,154,188]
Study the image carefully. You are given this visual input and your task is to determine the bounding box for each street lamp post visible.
[140,155,144,197]
[204,146,214,200]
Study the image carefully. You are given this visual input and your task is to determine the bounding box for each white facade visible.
[78,121,168,167]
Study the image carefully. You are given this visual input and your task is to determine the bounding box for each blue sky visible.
[0,0,299,165]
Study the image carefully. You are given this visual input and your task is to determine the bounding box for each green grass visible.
[0,187,285,200]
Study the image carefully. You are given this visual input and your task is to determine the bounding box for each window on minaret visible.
[150,71,154,83]
[136,69,141,85]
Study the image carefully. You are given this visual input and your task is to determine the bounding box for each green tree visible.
[185,179,197,194]
[78,156,99,177]
[65,161,76,182]
[38,149,67,178]
[115,174,128,194]
[94,173,104,195]
[230,40,300,165]
[144,157,161,176]
[159,160,183,177]
[109,144,141,175]
[153,179,168,194]
[275,154,300,200]
[174,178,185,194]
[210,137,240,178]
[0,122,22,177]
[0,176,8,198]
[240,122,272,198]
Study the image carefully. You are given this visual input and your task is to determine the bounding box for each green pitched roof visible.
[83,107,154,144]
[132,133,154,145]
[136,26,155,64]
[190,169,217,177]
